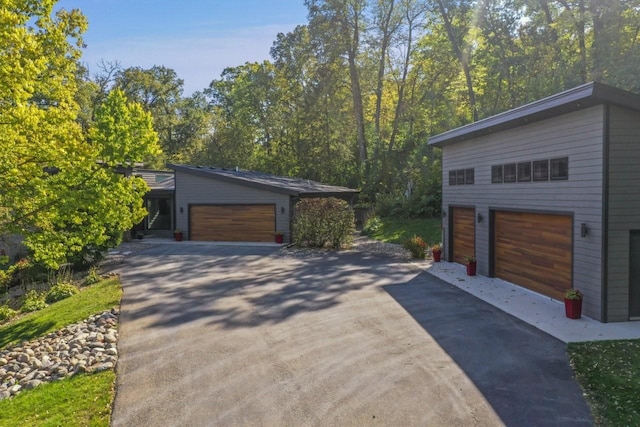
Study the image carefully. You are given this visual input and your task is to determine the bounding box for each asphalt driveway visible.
[111,243,592,426]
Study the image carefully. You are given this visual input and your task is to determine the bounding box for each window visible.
[465,168,474,184]
[550,157,569,180]
[450,168,474,185]
[533,159,549,181]
[491,165,503,183]
[504,163,517,182]
[517,162,531,182]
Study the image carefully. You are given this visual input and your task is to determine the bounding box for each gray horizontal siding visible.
[606,105,640,321]
[175,171,291,241]
[442,105,605,320]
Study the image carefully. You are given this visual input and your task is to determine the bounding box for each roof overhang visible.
[168,164,360,198]
[428,82,640,147]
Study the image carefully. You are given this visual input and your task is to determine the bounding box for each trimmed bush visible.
[293,197,355,249]
[0,305,18,323]
[362,215,382,236]
[403,235,427,259]
[46,283,79,303]
[21,290,48,313]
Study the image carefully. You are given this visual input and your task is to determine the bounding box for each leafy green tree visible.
[0,1,160,268]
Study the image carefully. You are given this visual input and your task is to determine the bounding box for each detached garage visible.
[169,164,358,243]
[429,82,640,322]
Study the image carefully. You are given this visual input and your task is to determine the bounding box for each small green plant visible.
[565,289,583,300]
[362,216,382,236]
[403,235,427,259]
[465,256,476,263]
[0,305,18,323]
[46,283,79,303]
[21,290,48,313]
[431,243,442,253]
[84,266,101,286]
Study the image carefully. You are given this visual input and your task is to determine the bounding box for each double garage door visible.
[190,205,276,242]
[451,208,572,300]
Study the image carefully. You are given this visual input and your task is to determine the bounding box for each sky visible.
[55,0,310,95]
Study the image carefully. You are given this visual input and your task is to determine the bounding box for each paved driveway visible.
[111,244,592,426]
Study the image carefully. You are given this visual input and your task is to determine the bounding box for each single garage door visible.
[190,204,276,242]
[494,211,572,300]
[452,207,475,264]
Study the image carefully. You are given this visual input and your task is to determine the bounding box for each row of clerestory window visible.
[448,157,569,186]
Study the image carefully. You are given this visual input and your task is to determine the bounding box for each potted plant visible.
[564,289,583,319]
[173,229,183,242]
[274,231,284,244]
[465,256,477,276]
[431,244,442,262]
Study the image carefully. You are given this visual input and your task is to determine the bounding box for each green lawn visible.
[0,278,121,349]
[568,339,640,426]
[0,371,115,427]
[364,216,442,246]
[0,278,122,426]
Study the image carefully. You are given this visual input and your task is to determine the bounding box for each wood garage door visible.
[452,207,475,264]
[494,211,572,300]
[190,205,275,242]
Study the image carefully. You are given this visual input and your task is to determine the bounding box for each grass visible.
[0,278,122,349]
[364,216,442,246]
[0,277,122,426]
[0,371,115,427]
[568,339,640,426]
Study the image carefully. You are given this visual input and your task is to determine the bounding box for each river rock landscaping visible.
[0,308,119,400]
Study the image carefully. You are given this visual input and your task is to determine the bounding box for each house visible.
[428,82,640,323]
[167,164,359,243]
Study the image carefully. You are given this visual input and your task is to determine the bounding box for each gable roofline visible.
[167,164,359,197]
[428,82,640,147]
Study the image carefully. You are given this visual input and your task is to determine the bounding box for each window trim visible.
[491,165,503,183]
[465,168,474,185]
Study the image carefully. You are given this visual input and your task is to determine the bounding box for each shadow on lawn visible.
[116,244,413,331]
[383,273,593,427]
[0,318,56,349]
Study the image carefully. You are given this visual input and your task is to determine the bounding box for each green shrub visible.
[403,235,427,259]
[293,197,355,249]
[0,305,18,323]
[21,290,48,313]
[46,283,79,303]
[362,215,382,236]
[84,266,101,286]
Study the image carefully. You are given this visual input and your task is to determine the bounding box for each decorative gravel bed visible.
[0,309,119,401]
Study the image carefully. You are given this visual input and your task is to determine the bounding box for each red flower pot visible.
[174,232,183,242]
[275,234,284,244]
[564,298,582,319]
[466,261,476,276]
[432,250,442,262]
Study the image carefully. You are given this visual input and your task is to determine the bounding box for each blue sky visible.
[55,0,309,95]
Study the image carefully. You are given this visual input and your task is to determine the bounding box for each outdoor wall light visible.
[180,207,184,214]
[477,213,483,223]
[581,223,589,237]
[442,210,447,218]
[281,206,285,214]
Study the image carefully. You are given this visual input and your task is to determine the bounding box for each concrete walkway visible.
[111,244,592,426]
[423,261,640,343]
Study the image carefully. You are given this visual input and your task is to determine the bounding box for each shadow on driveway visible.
[117,244,413,330]
[384,273,593,427]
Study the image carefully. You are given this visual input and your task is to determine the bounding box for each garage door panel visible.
[190,205,275,242]
[452,208,475,265]
[495,211,572,300]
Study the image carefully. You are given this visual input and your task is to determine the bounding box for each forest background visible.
[77,0,640,217]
